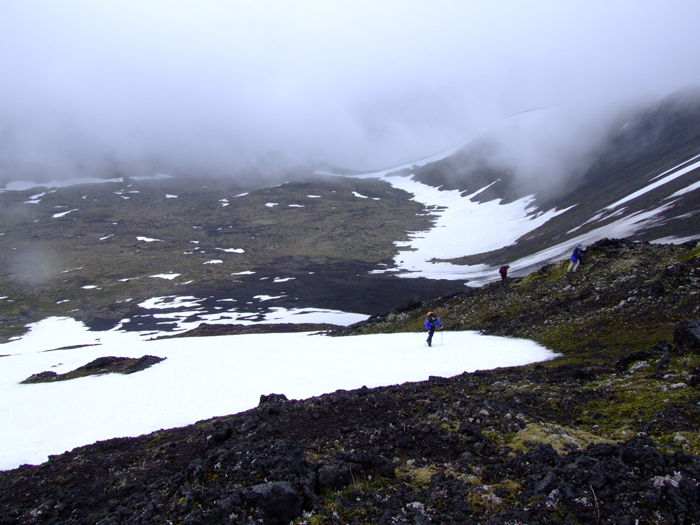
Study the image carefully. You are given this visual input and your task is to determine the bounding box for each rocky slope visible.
[2,238,700,524]
[334,238,700,362]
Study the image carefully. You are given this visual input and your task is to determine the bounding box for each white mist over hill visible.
[1,2,700,184]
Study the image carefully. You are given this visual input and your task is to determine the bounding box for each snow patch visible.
[136,236,162,242]
[0,316,557,470]
[607,157,700,209]
[60,267,83,274]
[52,209,79,218]
[651,235,700,245]
[254,294,284,302]
[137,296,202,310]
[667,180,700,199]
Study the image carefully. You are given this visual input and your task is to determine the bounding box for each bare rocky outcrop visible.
[674,319,700,354]
[20,355,165,384]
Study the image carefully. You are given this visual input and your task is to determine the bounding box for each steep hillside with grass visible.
[334,238,700,361]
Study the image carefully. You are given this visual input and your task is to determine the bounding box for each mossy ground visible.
[330,239,700,461]
[337,239,699,358]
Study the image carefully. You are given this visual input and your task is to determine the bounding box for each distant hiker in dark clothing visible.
[568,244,584,272]
[425,312,442,347]
[499,265,510,282]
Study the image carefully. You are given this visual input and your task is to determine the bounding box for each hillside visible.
[396,87,700,273]
[0,174,464,342]
[2,238,700,524]
[332,237,700,362]
[2,88,700,344]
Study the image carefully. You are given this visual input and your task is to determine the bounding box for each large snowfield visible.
[0,316,557,471]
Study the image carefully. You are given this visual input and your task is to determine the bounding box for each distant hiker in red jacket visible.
[499,265,510,283]
[425,312,442,347]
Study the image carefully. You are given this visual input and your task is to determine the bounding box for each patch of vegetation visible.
[676,244,700,261]
[334,238,700,361]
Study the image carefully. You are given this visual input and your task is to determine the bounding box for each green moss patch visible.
[508,422,616,454]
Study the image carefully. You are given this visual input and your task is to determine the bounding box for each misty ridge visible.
[411,85,700,203]
[2,91,696,198]
[2,2,700,198]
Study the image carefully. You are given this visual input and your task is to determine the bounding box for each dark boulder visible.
[337,450,395,479]
[317,450,395,492]
[534,471,558,494]
[615,350,658,370]
[210,426,232,445]
[593,237,633,250]
[259,393,289,406]
[524,443,560,467]
[317,461,356,491]
[459,421,488,443]
[616,341,670,370]
[245,481,303,525]
[674,320,700,354]
[648,280,665,297]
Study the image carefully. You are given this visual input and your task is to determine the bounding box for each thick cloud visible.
[1,1,700,184]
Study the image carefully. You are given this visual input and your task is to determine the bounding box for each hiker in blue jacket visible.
[568,244,584,272]
[425,311,442,347]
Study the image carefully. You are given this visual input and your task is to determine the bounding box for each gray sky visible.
[2,1,700,183]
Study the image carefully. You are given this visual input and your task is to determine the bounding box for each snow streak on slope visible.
[606,157,700,210]
[320,112,700,285]
[320,119,572,284]
[0,316,557,471]
[512,204,677,271]
[361,172,571,281]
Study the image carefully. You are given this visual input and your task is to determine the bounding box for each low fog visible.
[1,1,700,187]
